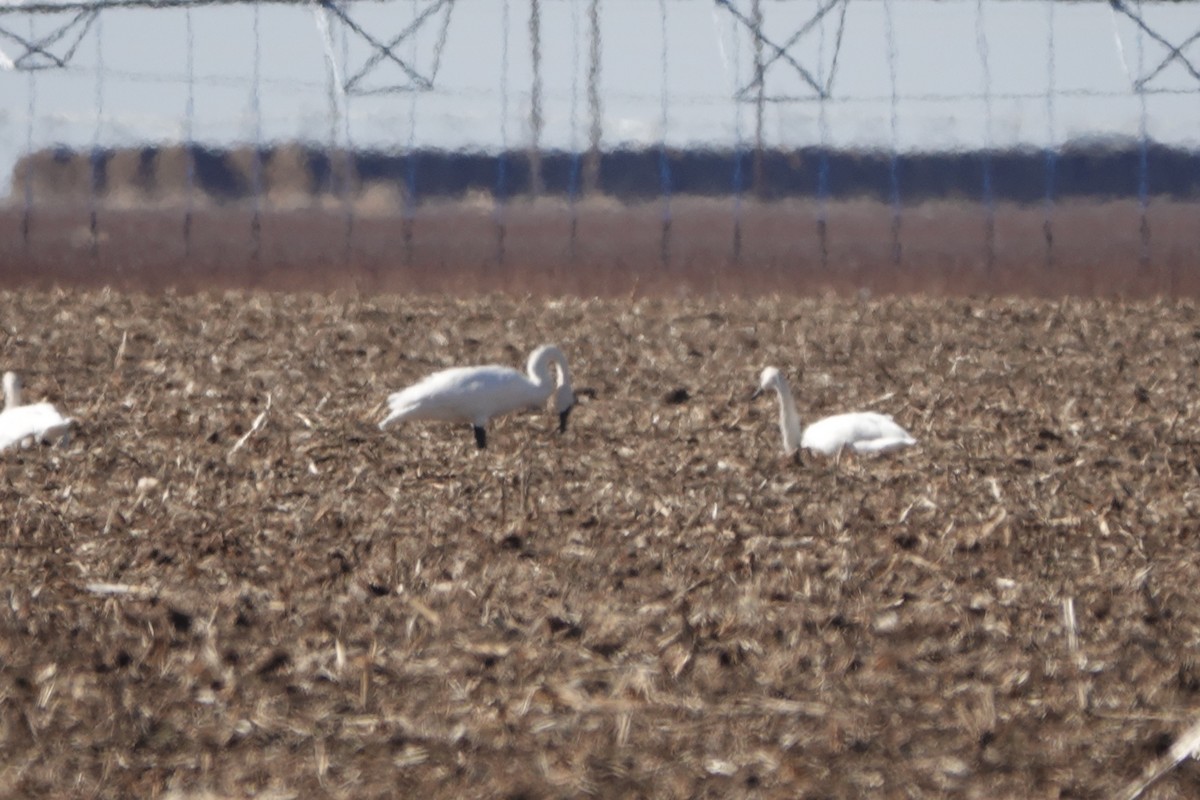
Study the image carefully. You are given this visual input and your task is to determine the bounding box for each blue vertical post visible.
[976,0,996,274]
[817,144,830,271]
[584,0,602,197]
[404,123,418,268]
[528,0,544,198]
[884,0,901,266]
[568,0,582,262]
[1138,115,1150,267]
[320,4,339,262]
[658,0,671,267]
[404,1,419,267]
[730,8,744,265]
[1135,0,1151,272]
[816,4,831,272]
[22,16,35,249]
[495,0,510,266]
[184,7,196,256]
[343,17,350,262]
[731,145,744,264]
[340,13,355,264]
[89,10,104,262]
[1043,0,1056,269]
[250,0,263,264]
[751,0,764,200]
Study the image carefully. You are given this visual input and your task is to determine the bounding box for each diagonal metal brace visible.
[1110,0,1200,89]
[319,0,454,95]
[0,8,98,70]
[714,0,848,101]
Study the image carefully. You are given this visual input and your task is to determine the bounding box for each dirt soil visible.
[3,290,1200,798]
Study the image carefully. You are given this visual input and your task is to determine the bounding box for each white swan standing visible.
[379,344,576,449]
[752,366,916,457]
[0,371,75,453]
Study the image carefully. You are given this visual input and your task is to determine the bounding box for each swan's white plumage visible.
[379,344,575,448]
[0,371,74,452]
[755,366,915,457]
[799,412,916,456]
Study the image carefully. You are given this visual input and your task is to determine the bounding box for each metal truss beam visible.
[1110,0,1200,90]
[0,6,97,70]
[319,0,453,95]
[714,0,849,102]
[0,0,456,94]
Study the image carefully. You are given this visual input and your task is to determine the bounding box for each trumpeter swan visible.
[0,371,74,452]
[379,344,576,449]
[752,366,916,457]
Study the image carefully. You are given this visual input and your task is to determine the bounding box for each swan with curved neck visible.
[0,371,75,452]
[752,366,916,457]
[379,344,576,449]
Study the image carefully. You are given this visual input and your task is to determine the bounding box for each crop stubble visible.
[2,290,1200,798]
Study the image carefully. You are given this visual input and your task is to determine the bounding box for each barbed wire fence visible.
[2,0,1200,292]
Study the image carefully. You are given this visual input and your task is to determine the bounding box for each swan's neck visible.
[774,377,803,455]
[527,346,572,394]
[2,375,20,410]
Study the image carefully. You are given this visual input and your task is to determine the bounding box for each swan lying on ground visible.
[752,366,915,457]
[0,371,75,453]
[379,344,576,449]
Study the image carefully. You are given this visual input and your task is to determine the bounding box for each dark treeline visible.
[13,140,1200,204]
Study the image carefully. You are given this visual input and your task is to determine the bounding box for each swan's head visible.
[554,383,576,433]
[530,344,575,434]
[751,367,784,400]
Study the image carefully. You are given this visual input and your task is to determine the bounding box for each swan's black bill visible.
[473,425,487,449]
[750,387,764,401]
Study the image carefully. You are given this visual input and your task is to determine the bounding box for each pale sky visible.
[1,0,1199,195]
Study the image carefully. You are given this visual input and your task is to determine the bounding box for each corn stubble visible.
[3,290,1200,798]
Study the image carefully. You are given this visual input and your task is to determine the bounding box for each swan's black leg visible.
[473,425,487,449]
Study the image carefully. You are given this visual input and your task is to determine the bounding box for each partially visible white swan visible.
[379,344,576,449]
[752,366,916,457]
[0,371,75,453]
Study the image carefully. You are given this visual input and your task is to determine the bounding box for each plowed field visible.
[3,290,1200,799]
